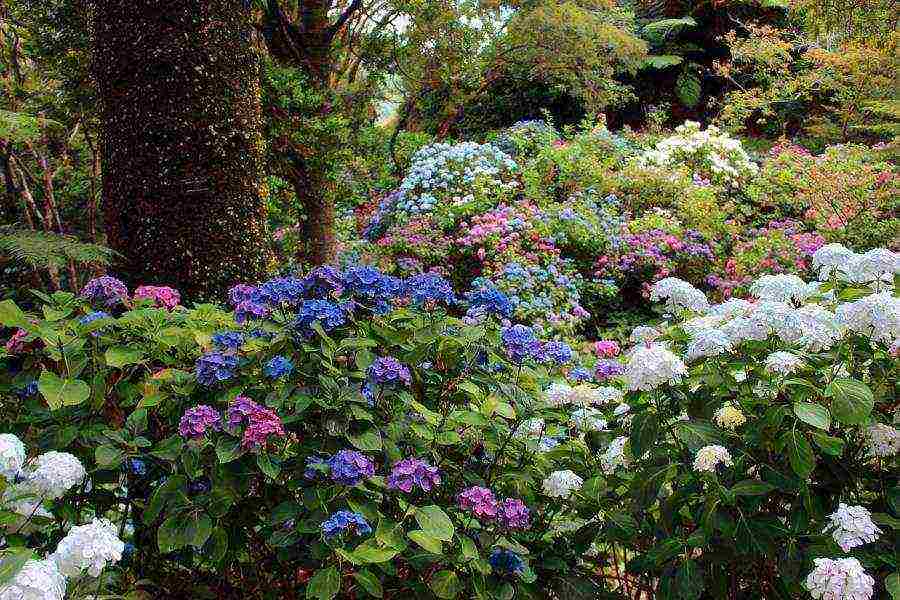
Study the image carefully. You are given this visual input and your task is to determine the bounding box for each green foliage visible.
[0,227,113,271]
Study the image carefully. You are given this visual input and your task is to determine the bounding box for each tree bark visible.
[93,0,271,301]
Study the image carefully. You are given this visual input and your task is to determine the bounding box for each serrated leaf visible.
[349,429,382,451]
[785,430,815,478]
[827,378,874,424]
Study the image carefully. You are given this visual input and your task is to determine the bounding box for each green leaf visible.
[38,371,90,410]
[307,566,341,600]
[158,513,189,553]
[642,55,683,69]
[188,513,213,549]
[676,65,702,108]
[810,432,845,456]
[348,542,399,564]
[887,572,900,600]
[353,569,383,598]
[730,480,775,496]
[827,378,874,424]
[429,570,461,599]
[415,506,455,542]
[0,547,33,587]
[407,530,442,554]
[793,402,831,430]
[349,429,382,451]
[784,431,815,478]
[257,453,281,480]
[105,346,144,368]
[630,412,659,459]
[215,437,244,464]
[0,300,28,329]
[95,445,124,469]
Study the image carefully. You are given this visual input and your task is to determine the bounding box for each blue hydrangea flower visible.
[501,325,542,364]
[195,351,239,387]
[343,266,403,307]
[302,266,344,299]
[327,450,375,486]
[466,285,513,318]
[405,273,455,306]
[17,380,38,398]
[294,299,348,338]
[253,276,306,308]
[79,311,111,326]
[539,341,573,366]
[568,366,591,382]
[212,331,245,351]
[321,510,372,539]
[125,458,147,477]
[489,548,525,575]
[367,357,411,386]
[264,355,294,379]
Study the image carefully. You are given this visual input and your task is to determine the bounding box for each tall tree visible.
[93,0,271,300]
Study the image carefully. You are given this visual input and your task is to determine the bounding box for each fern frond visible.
[0,227,113,270]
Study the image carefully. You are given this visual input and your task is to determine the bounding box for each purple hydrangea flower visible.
[367,357,411,387]
[405,273,456,306]
[489,548,525,575]
[497,498,530,529]
[226,396,263,428]
[264,355,293,379]
[466,285,512,318]
[195,351,239,387]
[321,510,372,539]
[178,405,222,439]
[386,458,441,493]
[234,300,269,324]
[212,331,245,351]
[501,325,542,364]
[594,359,625,381]
[458,486,499,520]
[327,450,375,486]
[228,284,257,306]
[80,276,128,308]
[241,406,285,450]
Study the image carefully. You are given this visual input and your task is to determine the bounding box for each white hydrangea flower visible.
[592,386,625,406]
[852,248,900,282]
[692,445,733,473]
[685,328,733,362]
[749,300,804,344]
[681,314,727,336]
[629,325,661,344]
[804,557,874,600]
[713,403,746,430]
[545,382,574,406]
[720,315,769,344]
[0,433,26,481]
[600,436,629,474]
[796,304,844,351]
[22,451,86,500]
[517,418,546,439]
[750,274,812,304]
[864,423,900,458]
[569,408,607,432]
[542,469,583,498]
[836,292,900,344]
[707,298,753,318]
[813,243,857,280]
[764,351,805,375]
[823,504,882,552]
[52,518,125,578]
[612,403,631,417]
[624,343,688,391]
[0,559,66,600]
[650,277,709,313]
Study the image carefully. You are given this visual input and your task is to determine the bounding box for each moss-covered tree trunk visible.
[94,0,271,300]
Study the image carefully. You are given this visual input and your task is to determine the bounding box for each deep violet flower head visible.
[228,284,257,306]
[501,325,542,364]
[386,458,441,493]
[195,351,239,386]
[367,356,412,386]
[497,498,530,529]
[178,405,222,439]
[594,359,625,381]
[80,276,128,308]
[302,266,344,298]
[234,300,269,324]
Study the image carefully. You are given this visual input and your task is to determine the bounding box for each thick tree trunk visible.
[93,0,271,301]
[287,158,335,265]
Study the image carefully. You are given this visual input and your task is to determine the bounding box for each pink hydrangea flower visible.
[593,340,621,358]
[457,486,498,520]
[134,285,181,310]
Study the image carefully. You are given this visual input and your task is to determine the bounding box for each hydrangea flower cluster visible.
[20,451,86,500]
[321,510,372,539]
[386,458,440,493]
[0,559,66,600]
[804,557,874,600]
[624,343,687,391]
[864,423,900,457]
[541,470,583,498]
[211,331,245,350]
[226,397,285,450]
[367,357,411,386]
[0,433,26,480]
[79,276,128,308]
[488,548,525,575]
[692,445,733,473]
[327,450,376,486]
[457,486,499,519]
[823,503,881,552]
[650,277,709,313]
[179,405,222,439]
[52,518,125,577]
[133,285,180,310]
[465,285,513,318]
[195,351,239,387]
[264,355,293,379]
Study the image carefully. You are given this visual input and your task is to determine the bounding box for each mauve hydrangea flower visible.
[328,450,375,486]
[211,331,245,351]
[4,328,28,353]
[80,276,128,308]
[386,458,441,492]
[228,284,257,306]
[302,265,344,298]
[234,300,269,324]
[195,351,239,387]
[226,396,263,428]
[368,356,411,386]
[457,486,499,520]
[178,405,221,439]
[265,355,294,379]
[594,359,625,381]
[466,285,513,318]
[241,406,285,449]
[593,340,621,358]
[133,285,180,310]
[321,510,371,539]
[489,548,525,575]
[501,324,542,364]
[497,498,530,529]
[405,273,456,306]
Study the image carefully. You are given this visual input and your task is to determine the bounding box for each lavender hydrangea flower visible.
[386,458,441,492]
[178,405,221,439]
[367,356,412,386]
[80,276,128,308]
[195,351,239,386]
[497,498,530,529]
[321,510,372,539]
[457,486,498,520]
[234,300,269,324]
[264,355,294,379]
[327,450,375,486]
[594,359,625,381]
[228,284,257,306]
[226,396,264,428]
